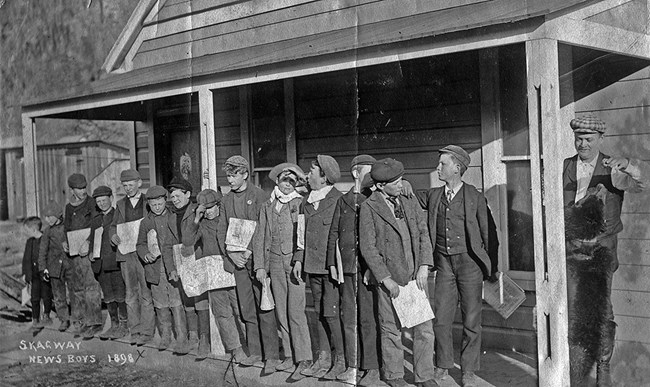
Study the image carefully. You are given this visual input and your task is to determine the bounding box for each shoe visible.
[359,369,381,386]
[188,331,199,350]
[42,316,53,326]
[336,367,358,384]
[58,320,70,332]
[129,333,140,345]
[69,322,85,337]
[99,302,119,340]
[433,367,448,384]
[263,359,282,375]
[195,333,210,360]
[288,360,312,382]
[276,358,294,371]
[82,324,103,340]
[32,319,43,330]
[231,347,247,364]
[386,378,411,387]
[322,354,346,380]
[136,334,153,346]
[240,354,263,367]
[301,350,330,377]
[419,379,440,387]
[461,371,479,387]
[110,320,128,340]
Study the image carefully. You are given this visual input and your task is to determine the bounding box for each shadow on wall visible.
[612,341,650,385]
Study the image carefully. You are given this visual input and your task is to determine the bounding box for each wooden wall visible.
[575,66,650,384]
[213,87,241,192]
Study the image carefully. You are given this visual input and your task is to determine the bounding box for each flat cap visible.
[317,155,341,184]
[439,145,471,169]
[570,115,606,134]
[167,177,193,193]
[146,185,168,200]
[67,173,87,189]
[224,155,250,171]
[268,163,306,183]
[92,185,112,198]
[351,155,376,169]
[196,189,222,208]
[41,200,63,218]
[371,158,404,183]
[120,169,141,182]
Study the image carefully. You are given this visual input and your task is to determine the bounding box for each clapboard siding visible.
[213,87,241,188]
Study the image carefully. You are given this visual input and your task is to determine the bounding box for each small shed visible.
[18,1,650,385]
[1,135,129,220]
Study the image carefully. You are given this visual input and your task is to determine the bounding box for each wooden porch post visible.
[526,39,570,386]
[22,115,39,217]
[199,88,218,190]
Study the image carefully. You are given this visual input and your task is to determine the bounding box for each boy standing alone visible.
[22,216,53,329]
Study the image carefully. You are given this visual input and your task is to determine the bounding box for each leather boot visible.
[186,309,199,349]
[111,302,128,339]
[597,321,616,387]
[195,310,211,360]
[157,308,173,351]
[301,350,331,377]
[99,302,119,340]
[171,306,190,355]
[323,353,346,380]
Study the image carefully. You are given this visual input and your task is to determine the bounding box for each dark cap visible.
[67,173,87,189]
[350,155,376,169]
[92,185,112,198]
[439,145,471,169]
[41,200,63,218]
[570,115,606,134]
[167,177,193,193]
[317,155,341,184]
[224,155,250,172]
[268,163,306,183]
[120,169,141,182]
[371,158,404,183]
[146,185,168,200]
[196,189,222,208]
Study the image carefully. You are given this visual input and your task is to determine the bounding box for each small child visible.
[22,216,53,329]
[38,201,73,332]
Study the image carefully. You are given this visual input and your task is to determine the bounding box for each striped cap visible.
[570,115,606,134]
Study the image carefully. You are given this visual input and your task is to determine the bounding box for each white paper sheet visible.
[172,244,236,297]
[92,226,103,259]
[225,218,257,252]
[116,219,142,254]
[391,280,435,328]
[296,214,305,250]
[147,229,161,257]
[66,228,91,256]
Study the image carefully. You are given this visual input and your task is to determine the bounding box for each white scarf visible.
[271,186,302,211]
[307,185,333,211]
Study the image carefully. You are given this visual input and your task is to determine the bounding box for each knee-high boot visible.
[172,305,190,355]
[196,309,211,360]
[157,308,173,351]
[99,302,119,340]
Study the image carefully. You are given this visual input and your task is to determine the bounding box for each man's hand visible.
[603,157,629,171]
[169,270,179,282]
[79,240,90,257]
[41,270,50,282]
[144,253,157,264]
[363,270,371,286]
[229,252,248,269]
[400,179,414,198]
[194,204,206,223]
[416,265,429,292]
[180,244,194,257]
[22,275,29,285]
[383,277,400,299]
[62,241,69,253]
[329,266,338,282]
[89,254,96,262]
[110,234,121,246]
[488,272,500,283]
[292,261,303,283]
[256,269,267,283]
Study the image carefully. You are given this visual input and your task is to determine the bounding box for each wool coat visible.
[89,208,119,273]
[359,192,433,286]
[136,209,179,285]
[37,222,67,278]
[326,189,371,274]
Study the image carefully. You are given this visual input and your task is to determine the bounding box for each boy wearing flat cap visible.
[182,188,245,361]
[109,168,155,346]
[563,115,647,385]
[414,145,499,387]
[252,163,313,380]
[62,173,104,338]
[326,155,381,385]
[292,154,345,379]
[38,201,72,331]
[217,155,281,372]
[88,186,127,340]
[359,158,436,387]
[136,186,186,352]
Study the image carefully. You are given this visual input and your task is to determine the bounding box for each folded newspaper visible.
[391,280,435,328]
[147,229,161,257]
[66,228,91,256]
[172,244,236,297]
[92,226,103,259]
[483,272,526,320]
[116,219,142,254]
[225,218,257,252]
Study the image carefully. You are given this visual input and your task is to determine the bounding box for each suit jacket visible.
[89,208,119,273]
[293,187,343,275]
[359,192,433,286]
[326,189,371,274]
[217,184,269,272]
[253,197,302,274]
[136,209,179,285]
[417,183,499,280]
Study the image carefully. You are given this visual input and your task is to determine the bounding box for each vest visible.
[396,216,415,277]
[436,188,468,255]
[124,196,145,222]
[563,153,624,238]
[270,202,294,255]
